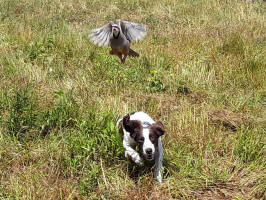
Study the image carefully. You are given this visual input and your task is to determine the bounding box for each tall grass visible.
[0,0,265,199]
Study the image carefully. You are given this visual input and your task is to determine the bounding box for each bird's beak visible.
[112,27,118,34]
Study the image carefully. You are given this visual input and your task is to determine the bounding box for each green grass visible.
[0,0,265,199]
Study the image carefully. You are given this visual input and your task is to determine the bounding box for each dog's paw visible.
[155,175,162,183]
[135,156,144,166]
[154,170,162,183]
[125,151,144,166]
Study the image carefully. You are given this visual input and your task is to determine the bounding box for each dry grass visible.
[0,0,265,199]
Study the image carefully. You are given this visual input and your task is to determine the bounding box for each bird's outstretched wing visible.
[89,22,112,46]
[119,20,147,42]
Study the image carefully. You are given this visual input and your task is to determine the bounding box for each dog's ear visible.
[123,114,135,138]
[152,121,165,137]
[122,114,142,139]
[122,114,130,126]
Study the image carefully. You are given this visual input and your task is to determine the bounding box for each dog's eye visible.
[149,135,156,142]
[139,137,144,143]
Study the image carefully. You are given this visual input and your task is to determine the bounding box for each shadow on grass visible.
[126,157,172,183]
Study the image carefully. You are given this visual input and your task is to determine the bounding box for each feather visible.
[89,23,112,46]
[119,20,147,42]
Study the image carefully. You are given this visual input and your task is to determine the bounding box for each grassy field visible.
[0,0,265,199]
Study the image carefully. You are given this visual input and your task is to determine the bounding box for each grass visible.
[0,0,265,199]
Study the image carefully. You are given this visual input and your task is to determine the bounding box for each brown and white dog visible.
[116,111,165,182]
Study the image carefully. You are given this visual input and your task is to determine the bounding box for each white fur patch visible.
[128,112,155,125]
[142,128,155,160]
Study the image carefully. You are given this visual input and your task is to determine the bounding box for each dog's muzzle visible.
[145,148,154,161]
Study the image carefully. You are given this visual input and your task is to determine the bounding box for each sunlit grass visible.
[0,0,265,199]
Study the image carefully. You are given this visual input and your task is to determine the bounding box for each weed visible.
[27,38,55,61]
[233,128,264,164]
[40,90,79,133]
[6,88,38,137]
[146,70,166,93]
[176,79,190,95]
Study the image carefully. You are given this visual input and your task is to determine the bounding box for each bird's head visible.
[112,25,120,38]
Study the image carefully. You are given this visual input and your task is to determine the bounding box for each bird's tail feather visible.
[129,48,139,57]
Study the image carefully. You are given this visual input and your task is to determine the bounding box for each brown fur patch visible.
[148,121,165,146]
[122,114,143,141]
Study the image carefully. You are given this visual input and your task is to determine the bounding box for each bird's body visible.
[89,20,146,63]
[110,32,129,49]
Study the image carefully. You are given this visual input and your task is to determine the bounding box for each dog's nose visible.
[145,148,152,155]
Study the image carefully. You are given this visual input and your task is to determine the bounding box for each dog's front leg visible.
[123,140,144,166]
[154,137,163,183]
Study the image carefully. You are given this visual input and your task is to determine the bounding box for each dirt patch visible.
[208,109,247,132]
[121,182,171,200]
[193,182,240,200]
[188,91,209,105]
[192,179,265,200]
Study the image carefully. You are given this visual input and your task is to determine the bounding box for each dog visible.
[116,111,165,182]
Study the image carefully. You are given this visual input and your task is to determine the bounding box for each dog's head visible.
[122,114,165,161]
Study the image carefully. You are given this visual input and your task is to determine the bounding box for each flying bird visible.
[89,20,147,63]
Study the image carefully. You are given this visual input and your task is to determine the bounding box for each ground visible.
[0,0,265,199]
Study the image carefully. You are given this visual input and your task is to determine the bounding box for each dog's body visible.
[116,111,165,183]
